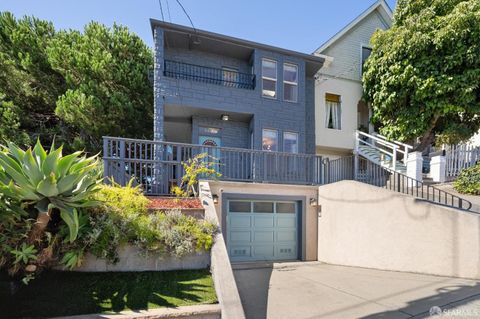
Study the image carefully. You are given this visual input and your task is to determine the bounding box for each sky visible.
[0,0,396,53]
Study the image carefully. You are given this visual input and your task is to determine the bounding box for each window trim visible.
[262,128,279,152]
[283,62,298,103]
[325,93,342,130]
[261,58,277,99]
[283,131,299,153]
[360,44,372,76]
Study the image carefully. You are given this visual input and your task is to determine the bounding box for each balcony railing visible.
[102,137,473,211]
[163,60,256,90]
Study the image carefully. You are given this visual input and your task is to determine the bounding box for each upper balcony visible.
[164,60,256,90]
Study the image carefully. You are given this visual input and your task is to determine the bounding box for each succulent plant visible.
[0,140,102,241]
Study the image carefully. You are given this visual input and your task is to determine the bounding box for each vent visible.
[280,248,292,254]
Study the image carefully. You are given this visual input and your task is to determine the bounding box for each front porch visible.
[102,137,337,195]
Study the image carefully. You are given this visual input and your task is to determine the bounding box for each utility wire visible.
[174,0,197,33]
[158,0,165,21]
[166,0,172,22]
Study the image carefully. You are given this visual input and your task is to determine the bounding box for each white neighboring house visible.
[313,0,393,158]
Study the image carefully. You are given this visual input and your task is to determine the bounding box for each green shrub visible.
[0,140,102,283]
[453,163,480,195]
[62,183,217,267]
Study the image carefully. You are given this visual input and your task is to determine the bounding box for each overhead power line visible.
[174,0,197,33]
[158,0,165,21]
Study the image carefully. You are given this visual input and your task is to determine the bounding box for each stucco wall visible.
[315,77,362,152]
[67,245,210,272]
[207,181,319,261]
[317,180,480,279]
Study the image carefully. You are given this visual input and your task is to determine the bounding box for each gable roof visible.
[314,0,393,54]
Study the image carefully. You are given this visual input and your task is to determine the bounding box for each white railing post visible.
[430,155,446,183]
[392,145,397,172]
[404,145,409,164]
[406,151,423,182]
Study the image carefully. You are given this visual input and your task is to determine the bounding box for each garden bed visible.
[148,197,205,219]
[0,269,217,318]
[148,197,203,209]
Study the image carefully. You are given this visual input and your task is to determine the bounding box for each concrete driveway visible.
[233,262,480,319]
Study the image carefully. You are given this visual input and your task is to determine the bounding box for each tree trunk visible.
[414,115,440,152]
[28,210,51,243]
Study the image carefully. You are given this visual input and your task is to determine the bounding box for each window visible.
[361,46,372,74]
[222,66,239,88]
[262,59,277,98]
[262,129,278,151]
[229,201,251,213]
[283,132,298,153]
[283,63,298,102]
[199,126,221,136]
[253,202,274,213]
[325,93,341,130]
[276,202,296,214]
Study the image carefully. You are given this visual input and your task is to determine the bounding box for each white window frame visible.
[262,58,277,99]
[283,131,299,153]
[325,94,342,130]
[283,63,298,103]
[262,128,279,151]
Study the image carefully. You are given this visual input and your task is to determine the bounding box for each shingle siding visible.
[154,25,316,154]
[319,10,389,82]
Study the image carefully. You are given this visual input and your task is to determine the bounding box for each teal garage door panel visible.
[227,200,299,262]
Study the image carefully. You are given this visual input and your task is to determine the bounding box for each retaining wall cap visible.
[50,304,221,319]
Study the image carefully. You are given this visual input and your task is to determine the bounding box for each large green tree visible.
[48,22,153,151]
[0,12,153,152]
[363,0,480,150]
[0,12,67,147]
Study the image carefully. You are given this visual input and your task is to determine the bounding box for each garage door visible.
[227,200,299,262]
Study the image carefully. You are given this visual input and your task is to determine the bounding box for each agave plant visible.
[0,140,101,242]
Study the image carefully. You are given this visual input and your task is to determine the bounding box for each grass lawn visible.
[0,269,217,318]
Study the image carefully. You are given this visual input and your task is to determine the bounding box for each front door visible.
[199,135,221,171]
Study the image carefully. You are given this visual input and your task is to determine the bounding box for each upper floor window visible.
[283,63,298,102]
[283,131,298,153]
[262,129,278,151]
[361,46,372,74]
[262,59,277,99]
[325,93,341,130]
[222,66,239,88]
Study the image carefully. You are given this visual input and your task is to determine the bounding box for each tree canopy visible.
[0,12,153,152]
[363,0,480,150]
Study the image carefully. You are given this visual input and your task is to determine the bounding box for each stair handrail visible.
[372,132,413,163]
[356,130,399,171]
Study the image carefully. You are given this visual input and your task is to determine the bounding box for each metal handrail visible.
[163,59,256,90]
[356,156,473,211]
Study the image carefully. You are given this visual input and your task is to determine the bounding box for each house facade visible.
[152,20,324,155]
[314,0,392,158]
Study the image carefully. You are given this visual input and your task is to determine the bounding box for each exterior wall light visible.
[309,198,318,207]
[221,114,229,121]
[212,194,219,204]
